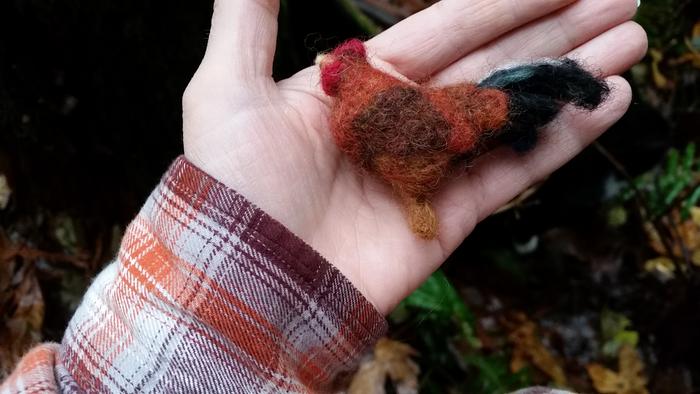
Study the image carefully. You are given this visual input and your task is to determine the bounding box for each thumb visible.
[202,0,280,84]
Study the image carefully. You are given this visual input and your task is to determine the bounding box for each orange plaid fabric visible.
[1,157,386,393]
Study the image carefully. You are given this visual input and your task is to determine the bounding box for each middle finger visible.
[432,0,639,84]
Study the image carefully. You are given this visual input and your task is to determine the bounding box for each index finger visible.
[367,0,576,80]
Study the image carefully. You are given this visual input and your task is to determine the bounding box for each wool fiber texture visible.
[319,39,610,239]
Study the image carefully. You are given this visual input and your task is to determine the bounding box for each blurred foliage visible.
[619,142,700,280]
[631,0,700,121]
[601,310,639,359]
[394,269,480,348]
[622,143,700,220]
[463,355,531,394]
[0,233,43,378]
[389,271,534,393]
[635,0,692,50]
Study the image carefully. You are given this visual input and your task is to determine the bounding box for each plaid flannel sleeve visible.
[1,156,387,393]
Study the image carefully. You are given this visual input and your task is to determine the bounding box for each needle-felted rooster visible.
[318,39,609,239]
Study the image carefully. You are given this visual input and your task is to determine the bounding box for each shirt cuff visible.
[57,155,386,393]
[161,156,388,381]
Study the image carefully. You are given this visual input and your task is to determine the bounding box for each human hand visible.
[182,0,647,315]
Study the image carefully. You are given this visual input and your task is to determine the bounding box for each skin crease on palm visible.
[182,0,648,315]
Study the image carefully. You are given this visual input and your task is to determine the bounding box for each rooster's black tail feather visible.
[478,59,610,152]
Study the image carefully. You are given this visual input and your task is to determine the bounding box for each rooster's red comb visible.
[331,39,366,59]
[319,39,367,96]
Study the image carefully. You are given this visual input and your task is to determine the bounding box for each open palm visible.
[182,0,646,315]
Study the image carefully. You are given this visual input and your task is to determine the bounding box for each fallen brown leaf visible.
[670,21,700,68]
[644,207,700,274]
[348,337,419,394]
[0,233,45,378]
[649,49,673,90]
[643,256,676,282]
[645,209,700,257]
[507,313,567,387]
[0,175,10,210]
[587,345,649,394]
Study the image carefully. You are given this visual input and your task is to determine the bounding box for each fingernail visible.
[637,0,641,7]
